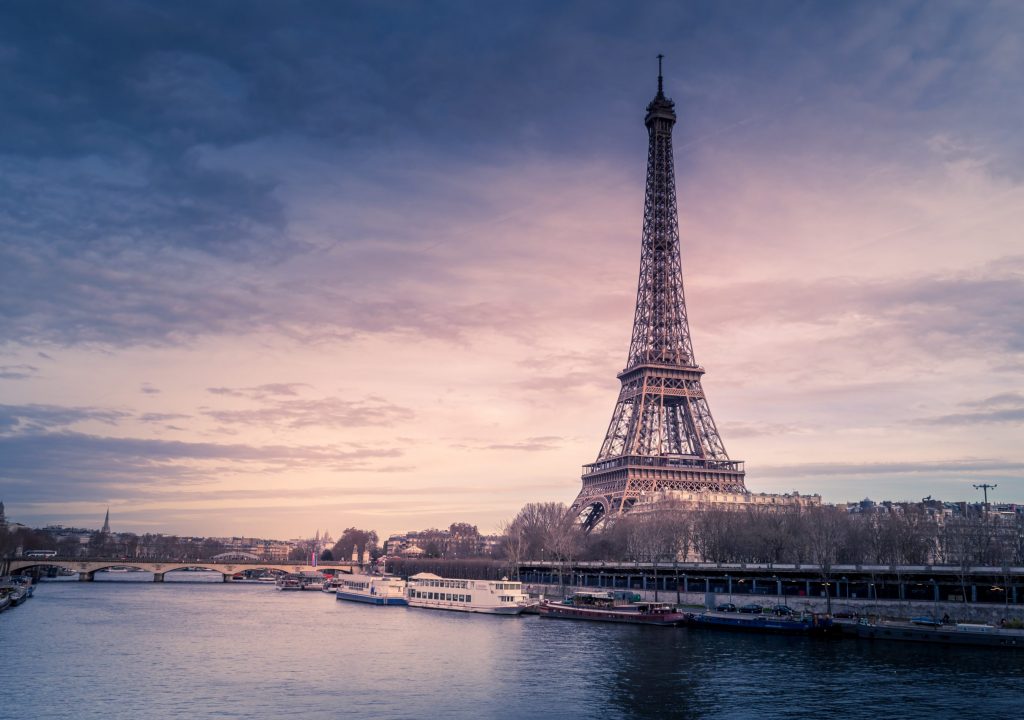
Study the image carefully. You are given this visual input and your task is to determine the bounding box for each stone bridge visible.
[5,558,358,582]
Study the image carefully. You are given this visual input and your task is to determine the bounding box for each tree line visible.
[499,501,1024,569]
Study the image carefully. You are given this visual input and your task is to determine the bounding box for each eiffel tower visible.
[570,57,746,529]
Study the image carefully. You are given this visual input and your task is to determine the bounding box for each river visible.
[2,573,1022,719]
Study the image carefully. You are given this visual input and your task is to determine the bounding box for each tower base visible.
[570,455,745,530]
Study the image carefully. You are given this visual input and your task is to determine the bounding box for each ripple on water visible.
[2,582,1022,720]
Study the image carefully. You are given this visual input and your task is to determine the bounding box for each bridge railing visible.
[4,555,356,565]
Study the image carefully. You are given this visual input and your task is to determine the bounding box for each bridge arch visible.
[5,558,357,582]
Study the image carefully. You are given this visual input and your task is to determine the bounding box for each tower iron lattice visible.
[570,58,746,529]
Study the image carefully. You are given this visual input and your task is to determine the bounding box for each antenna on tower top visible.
[657,53,664,94]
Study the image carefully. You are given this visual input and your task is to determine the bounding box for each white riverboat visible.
[406,573,530,615]
[335,574,408,606]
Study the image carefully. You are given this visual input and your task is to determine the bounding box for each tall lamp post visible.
[653,561,659,602]
[973,483,997,510]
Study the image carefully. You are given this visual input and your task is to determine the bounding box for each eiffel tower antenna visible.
[570,58,746,529]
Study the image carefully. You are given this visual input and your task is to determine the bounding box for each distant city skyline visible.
[1,2,1022,538]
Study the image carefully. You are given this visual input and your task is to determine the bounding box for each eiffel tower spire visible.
[571,58,746,529]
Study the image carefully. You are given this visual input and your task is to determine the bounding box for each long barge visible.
[539,600,687,626]
[857,620,1024,648]
[537,592,687,626]
[685,610,834,635]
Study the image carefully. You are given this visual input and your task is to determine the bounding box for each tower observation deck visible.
[570,58,746,529]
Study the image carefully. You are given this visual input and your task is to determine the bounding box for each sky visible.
[1,0,1022,539]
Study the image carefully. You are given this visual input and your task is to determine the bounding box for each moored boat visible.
[275,575,303,591]
[857,620,1024,648]
[406,573,530,615]
[686,609,833,635]
[335,574,407,605]
[539,593,686,626]
[275,571,325,591]
[11,576,34,598]
[297,571,326,591]
[7,586,27,607]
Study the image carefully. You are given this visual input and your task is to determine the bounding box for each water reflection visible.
[2,582,1022,720]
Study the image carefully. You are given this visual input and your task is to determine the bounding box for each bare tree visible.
[500,518,526,580]
[805,506,846,614]
[692,508,735,563]
[746,508,795,565]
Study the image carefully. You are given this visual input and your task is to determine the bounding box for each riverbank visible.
[525,583,1024,625]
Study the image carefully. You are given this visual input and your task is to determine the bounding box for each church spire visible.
[101,507,110,534]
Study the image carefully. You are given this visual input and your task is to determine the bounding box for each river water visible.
[2,573,1022,719]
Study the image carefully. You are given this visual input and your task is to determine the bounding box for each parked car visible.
[770,604,794,616]
[739,603,764,614]
[715,603,737,612]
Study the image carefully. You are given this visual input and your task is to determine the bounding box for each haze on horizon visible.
[1,1,1022,540]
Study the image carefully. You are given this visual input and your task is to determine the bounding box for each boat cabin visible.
[569,592,616,608]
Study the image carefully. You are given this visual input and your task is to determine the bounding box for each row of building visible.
[630,489,1022,522]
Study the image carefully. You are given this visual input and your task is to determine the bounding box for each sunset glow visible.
[2,2,1022,537]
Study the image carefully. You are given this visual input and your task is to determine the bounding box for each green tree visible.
[331,527,379,561]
